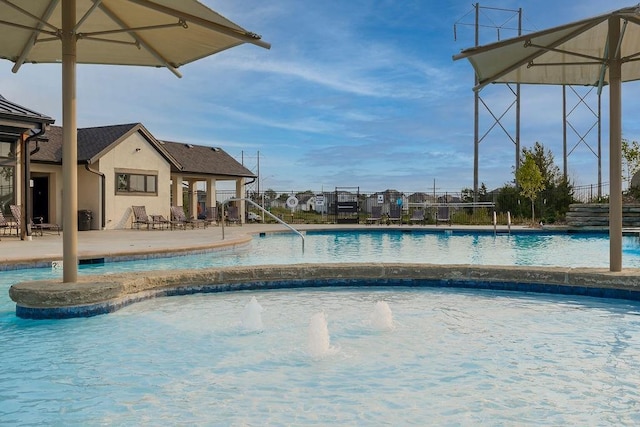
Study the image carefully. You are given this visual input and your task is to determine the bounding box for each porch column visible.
[189,180,198,219]
[206,178,217,215]
[171,175,182,207]
[236,178,245,224]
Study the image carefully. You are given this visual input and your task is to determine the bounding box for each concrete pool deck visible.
[5,223,640,319]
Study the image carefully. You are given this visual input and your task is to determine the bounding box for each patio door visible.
[31,176,49,223]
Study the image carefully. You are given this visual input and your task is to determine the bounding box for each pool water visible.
[2,230,640,425]
[2,288,640,425]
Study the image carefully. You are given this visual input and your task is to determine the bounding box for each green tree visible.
[521,142,574,223]
[622,138,640,188]
[264,188,277,201]
[522,142,559,188]
[516,152,545,222]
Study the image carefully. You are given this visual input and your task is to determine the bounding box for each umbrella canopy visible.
[453,5,640,272]
[1,0,269,75]
[0,0,269,282]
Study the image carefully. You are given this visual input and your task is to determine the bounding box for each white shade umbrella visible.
[0,0,269,282]
[454,5,640,272]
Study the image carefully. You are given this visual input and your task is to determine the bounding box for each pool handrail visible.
[221,198,305,253]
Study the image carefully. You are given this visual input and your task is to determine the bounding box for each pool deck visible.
[6,223,640,319]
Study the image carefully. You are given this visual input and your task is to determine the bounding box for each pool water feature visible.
[2,288,640,425]
[3,229,640,424]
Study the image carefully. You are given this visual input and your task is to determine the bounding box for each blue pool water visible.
[2,230,640,425]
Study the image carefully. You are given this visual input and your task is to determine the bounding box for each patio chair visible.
[170,205,206,229]
[366,206,382,225]
[132,205,153,230]
[0,210,16,236]
[225,205,241,226]
[436,205,451,226]
[204,206,218,226]
[388,205,402,224]
[150,214,171,230]
[409,209,425,225]
[10,204,60,236]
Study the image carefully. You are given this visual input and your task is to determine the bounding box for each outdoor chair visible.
[0,210,16,237]
[388,205,402,224]
[366,206,382,225]
[10,204,60,236]
[409,209,425,225]
[436,205,451,226]
[132,205,154,230]
[225,206,241,226]
[170,205,206,229]
[204,206,218,226]
[150,214,171,230]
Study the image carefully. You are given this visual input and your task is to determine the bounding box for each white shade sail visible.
[0,0,269,283]
[453,5,640,273]
[0,0,269,76]
[454,5,640,89]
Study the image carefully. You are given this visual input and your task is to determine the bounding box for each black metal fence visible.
[212,189,497,225]
[204,182,610,226]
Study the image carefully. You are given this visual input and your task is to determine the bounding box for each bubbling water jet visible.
[370,301,394,331]
[241,296,263,331]
[308,311,336,358]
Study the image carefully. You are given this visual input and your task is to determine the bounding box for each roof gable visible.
[31,123,181,169]
[161,141,255,178]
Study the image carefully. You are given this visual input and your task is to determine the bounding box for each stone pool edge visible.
[9,263,640,319]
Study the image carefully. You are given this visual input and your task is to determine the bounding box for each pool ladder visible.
[221,198,305,253]
[493,211,511,236]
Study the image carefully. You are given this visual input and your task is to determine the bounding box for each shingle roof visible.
[0,94,54,125]
[31,123,141,163]
[29,122,254,179]
[161,140,256,178]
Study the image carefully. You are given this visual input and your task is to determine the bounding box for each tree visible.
[516,152,545,222]
[522,141,560,188]
[622,138,640,188]
[264,188,277,201]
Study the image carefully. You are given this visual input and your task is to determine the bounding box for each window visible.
[0,142,16,213]
[115,172,157,195]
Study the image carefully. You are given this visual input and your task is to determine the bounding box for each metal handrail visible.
[221,198,305,253]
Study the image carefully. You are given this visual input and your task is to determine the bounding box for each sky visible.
[2,0,640,195]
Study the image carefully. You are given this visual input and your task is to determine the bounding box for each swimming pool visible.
[2,287,640,425]
[2,230,640,424]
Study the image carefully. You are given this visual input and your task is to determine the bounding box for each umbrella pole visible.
[609,17,622,272]
[62,0,78,282]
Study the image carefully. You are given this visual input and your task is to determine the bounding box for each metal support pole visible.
[608,17,622,272]
[62,0,78,282]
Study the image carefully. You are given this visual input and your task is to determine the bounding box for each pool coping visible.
[9,263,640,319]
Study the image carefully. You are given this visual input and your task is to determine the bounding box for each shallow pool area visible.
[3,229,640,424]
[3,287,640,425]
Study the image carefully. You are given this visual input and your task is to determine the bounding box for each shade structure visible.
[0,0,269,282]
[453,5,640,272]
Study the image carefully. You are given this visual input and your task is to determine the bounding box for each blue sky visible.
[2,0,639,194]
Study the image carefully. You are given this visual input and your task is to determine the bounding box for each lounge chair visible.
[204,206,218,226]
[366,206,382,224]
[436,205,451,226]
[170,205,206,229]
[132,205,153,230]
[225,205,241,226]
[388,205,402,224]
[10,204,60,236]
[0,210,17,236]
[409,209,425,225]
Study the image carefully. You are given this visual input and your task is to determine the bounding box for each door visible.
[31,176,49,223]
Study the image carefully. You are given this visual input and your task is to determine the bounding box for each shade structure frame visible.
[452,6,640,272]
[0,0,270,282]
